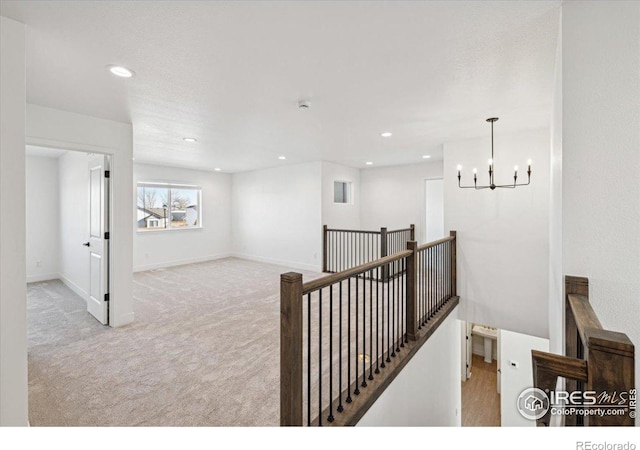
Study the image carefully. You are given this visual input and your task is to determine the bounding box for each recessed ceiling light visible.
[381,132,392,138]
[108,65,135,78]
[214,168,221,172]
[365,161,373,165]
[423,155,431,159]
[278,156,286,160]
[183,137,198,143]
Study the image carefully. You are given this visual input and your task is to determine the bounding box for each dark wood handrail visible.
[532,350,588,382]
[417,235,455,252]
[532,275,635,427]
[324,227,411,235]
[386,227,412,234]
[303,249,412,295]
[567,293,602,347]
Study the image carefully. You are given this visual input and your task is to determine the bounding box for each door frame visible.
[26,136,118,326]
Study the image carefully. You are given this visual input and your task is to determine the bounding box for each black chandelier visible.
[457,117,532,190]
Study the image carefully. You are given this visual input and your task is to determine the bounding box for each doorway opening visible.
[26,145,111,326]
[460,322,550,426]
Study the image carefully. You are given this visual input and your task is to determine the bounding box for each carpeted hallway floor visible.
[27,257,322,426]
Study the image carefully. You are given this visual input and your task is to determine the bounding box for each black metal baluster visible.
[354,274,360,395]
[403,258,408,344]
[396,259,400,352]
[346,278,352,404]
[429,248,433,319]
[318,289,322,426]
[439,244,443,309]
[438,244,443,309]
[338,281,344,413]
[328,287,334,423]
[307,293,311,426]
[391,259,396,358]
[360,233,363,267]
[421,250,425,325]
[386,259,391,363]
[375,266,380,374]
[361,273,367,388]
[369,269,373,380]
[382,263,387,367]
[338,232,341,272]
[418,250,421,326]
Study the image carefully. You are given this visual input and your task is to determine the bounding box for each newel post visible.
[450,231,457,297]
[280,272,303,426]
[406,240,418,341]
[322,225,328,273]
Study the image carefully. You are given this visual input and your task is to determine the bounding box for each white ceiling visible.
[1,1,560,173]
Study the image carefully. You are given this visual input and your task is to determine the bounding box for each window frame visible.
[136,181,203,232]
[333,180,353,205]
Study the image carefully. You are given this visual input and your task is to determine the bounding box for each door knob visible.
[82,242,90,247]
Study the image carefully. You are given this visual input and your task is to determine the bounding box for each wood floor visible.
[461,354,501,426]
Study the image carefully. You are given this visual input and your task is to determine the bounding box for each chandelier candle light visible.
[457,118,532,190]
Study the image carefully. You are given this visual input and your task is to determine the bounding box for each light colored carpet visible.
[28,257,322,426]
[28,256,443,426]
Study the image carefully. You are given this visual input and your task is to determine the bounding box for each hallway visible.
[461,354,500,426]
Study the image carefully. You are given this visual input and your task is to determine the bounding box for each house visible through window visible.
[137,182,202,231]
[334,181,352,204]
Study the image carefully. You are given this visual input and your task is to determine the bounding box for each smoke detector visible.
[298,99,311,110]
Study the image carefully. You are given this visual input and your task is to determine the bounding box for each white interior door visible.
[86,155,110,325]
[425,179,444,242]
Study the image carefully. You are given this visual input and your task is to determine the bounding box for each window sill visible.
[136,227,204,234]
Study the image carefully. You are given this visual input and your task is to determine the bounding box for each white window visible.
[334,181,352,204]
[137,182,202,231]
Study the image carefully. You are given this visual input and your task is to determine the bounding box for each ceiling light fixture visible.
[214,168,221,172]
[381,132,392,138]
[278,156,286,160]
[365,161,373,165]
[457,118,532,191]
[423,155,431,159]
[183,137,197,143]
[108,65,135,78]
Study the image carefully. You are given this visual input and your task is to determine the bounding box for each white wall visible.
[232,162,322,272]
[357,309,461,426]
[425,179,444,242]
[360,161,443,244]
[57,151,90,298]
[499,329,549,426]
[134,163,232,271]
[444,129,550,339]
[26,104,134,327]
[26,155,59,282]
[548,11,563,355]
[321,161,360,230]
[562,1,640,399]
[0,15,28,427]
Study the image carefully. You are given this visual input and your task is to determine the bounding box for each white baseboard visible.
[111,312,135,328]
[231,253,322,273]
[26,272,59,283]
[58,273,89,301]
[133,253,233,272]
